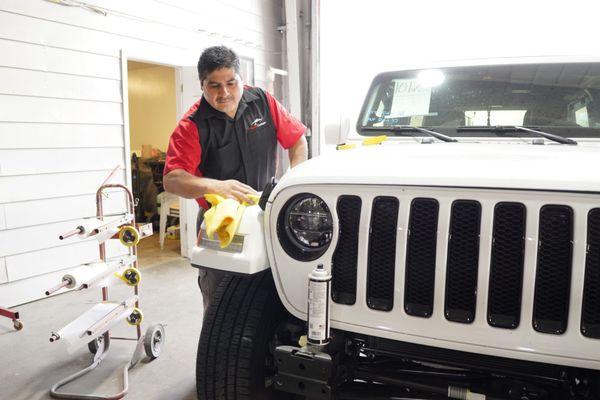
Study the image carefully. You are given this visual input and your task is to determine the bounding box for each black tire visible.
[87,335,104,354]
[196,270,293,400]
[144,323,165,360]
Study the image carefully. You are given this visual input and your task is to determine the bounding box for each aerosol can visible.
[307,264,332,348]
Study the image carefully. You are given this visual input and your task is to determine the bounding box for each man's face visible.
[201,67,243,118]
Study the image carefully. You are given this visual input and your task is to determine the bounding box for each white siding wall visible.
[0,0,284,306]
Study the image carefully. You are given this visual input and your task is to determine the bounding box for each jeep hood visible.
[274,142,600,194]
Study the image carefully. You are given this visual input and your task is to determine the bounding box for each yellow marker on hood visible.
[203,193,260,248]
[362,135,388,146]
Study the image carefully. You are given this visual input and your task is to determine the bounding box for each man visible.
[163,46,308,311]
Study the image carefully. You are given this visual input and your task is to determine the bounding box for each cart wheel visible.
[126,307,143,326]
[13,320,23,331]
[119,267,141,286]
[144,324,165,360]
[118,226,140,247]
[87,335,104,354]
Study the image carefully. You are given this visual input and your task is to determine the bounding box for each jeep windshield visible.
[358,62,600,139]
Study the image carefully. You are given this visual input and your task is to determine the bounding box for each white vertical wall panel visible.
[4,193,127,230]
[0,67,122,102]
[0,261,122,306]
[0,11,119,57]
[0,205,5,230]
[6,240,127,282]
[0,258,7,284]
[0,0,284,305]
[0,38,121,79]
[0,2,265,55]
[0,148,125,176]
[0,123,124,149]
[0,170,127,203]
[6,241,99,282]
[0,95,123,124]
[0,219,101,258]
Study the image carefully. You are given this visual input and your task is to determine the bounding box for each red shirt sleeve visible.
[164,101,202,177]
[265,90,306,149]
[164,101,210,209]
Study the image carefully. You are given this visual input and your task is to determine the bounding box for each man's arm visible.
[288,134,308,168]
[163,169,256,203]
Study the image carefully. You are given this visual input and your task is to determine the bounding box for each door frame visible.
[120,49,196,258]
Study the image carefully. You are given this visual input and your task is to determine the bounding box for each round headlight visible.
[277,194,333,261]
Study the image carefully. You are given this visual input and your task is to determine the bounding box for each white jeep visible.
[192,58,600,400]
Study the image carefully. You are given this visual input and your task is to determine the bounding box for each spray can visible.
[307,264,332,347]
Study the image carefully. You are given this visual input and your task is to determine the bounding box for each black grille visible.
[367,196,399,311]
[332,196,362,305]
[582,208,600,338]
[487,203,526,329]
[533,205,573,335]
[445,200,481,324]
[404,198,439,318]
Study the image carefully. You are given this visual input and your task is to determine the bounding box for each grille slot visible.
[332,196,362,305]
[445,200,481,324]
[487,202,526,329]
[404,198,439,318]
[367,196,399,311]
[533,205,573,335]
[582,208,600,338]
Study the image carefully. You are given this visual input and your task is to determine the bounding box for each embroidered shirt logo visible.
[248,117,266,131]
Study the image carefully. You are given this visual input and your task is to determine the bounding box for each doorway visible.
[126,60,182,266]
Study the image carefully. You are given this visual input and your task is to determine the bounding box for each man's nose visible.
[218,85,229,97]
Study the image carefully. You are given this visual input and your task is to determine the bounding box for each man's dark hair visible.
[197,46,240,83]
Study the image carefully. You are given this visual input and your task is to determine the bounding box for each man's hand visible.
[163,169,256,203]
[208,179,257,203]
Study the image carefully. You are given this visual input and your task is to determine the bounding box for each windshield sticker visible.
[389,79,431,118]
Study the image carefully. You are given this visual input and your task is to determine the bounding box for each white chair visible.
[158,192,180,250]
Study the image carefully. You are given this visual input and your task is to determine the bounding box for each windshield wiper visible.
[457,125,578,145]
[362,126,458,143]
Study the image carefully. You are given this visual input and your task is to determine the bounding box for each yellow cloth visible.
[203,194,260,248]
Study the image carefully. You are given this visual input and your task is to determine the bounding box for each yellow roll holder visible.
[126,307,143,326]
[118,225,140,247]
[115,267,142,286]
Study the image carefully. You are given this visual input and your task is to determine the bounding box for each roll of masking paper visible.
[53,300,135,352]
[61,262,110,289]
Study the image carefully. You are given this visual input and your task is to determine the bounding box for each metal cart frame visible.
[49,183,164,400]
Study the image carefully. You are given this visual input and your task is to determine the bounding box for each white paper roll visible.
[61,263,109,289]
[76,218,104,236]
[94,227,120,243]
[54,296,138,353]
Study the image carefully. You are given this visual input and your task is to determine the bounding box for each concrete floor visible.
[0,236,203,400]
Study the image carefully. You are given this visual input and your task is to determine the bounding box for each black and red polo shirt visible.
[164,86,306,209]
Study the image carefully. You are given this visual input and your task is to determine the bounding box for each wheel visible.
[87,335,104,354]
[196,270,301,400]
[126,307,143,326]
[13,320,23,331]
[144,324,165,360]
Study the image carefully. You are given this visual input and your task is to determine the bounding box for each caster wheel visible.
[118,226,140,247]
[13,320,23,331]
[87,335,105,354]
[126,308,143,326]
[144,324,165,360]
